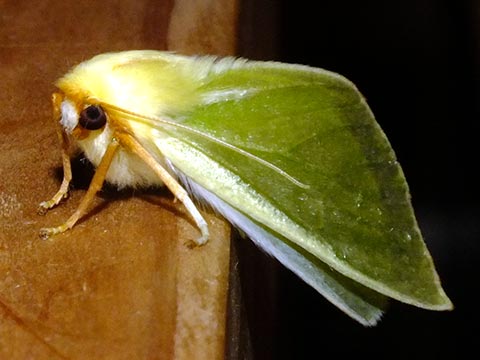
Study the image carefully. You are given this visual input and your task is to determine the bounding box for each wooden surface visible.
[0,0,237,358]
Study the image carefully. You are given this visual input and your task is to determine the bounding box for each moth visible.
[39,50,452,325]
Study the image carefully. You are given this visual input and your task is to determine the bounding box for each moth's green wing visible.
[177,175,388,325]
[156,60,452,311]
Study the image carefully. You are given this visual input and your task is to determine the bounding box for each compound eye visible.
[79,105,107,130]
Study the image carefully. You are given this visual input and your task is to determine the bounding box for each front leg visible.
[39,137,120,239]
[38,92,72,214]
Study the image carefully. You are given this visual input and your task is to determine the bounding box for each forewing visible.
[152,60,451,310]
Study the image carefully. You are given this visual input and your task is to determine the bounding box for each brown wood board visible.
[0,0,238,358]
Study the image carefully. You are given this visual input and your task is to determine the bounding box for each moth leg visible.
[116,132,209,246]
[38,93,73,215]
[39,138,120,240]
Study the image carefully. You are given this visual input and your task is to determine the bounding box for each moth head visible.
[58,95,108,140]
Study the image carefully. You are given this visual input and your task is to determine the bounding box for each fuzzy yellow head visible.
[52,51,206,189]
[56,51,204,118]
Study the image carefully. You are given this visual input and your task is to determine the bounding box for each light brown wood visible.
[0,0,236,358]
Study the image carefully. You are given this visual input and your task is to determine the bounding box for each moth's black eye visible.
[79,105,107,130]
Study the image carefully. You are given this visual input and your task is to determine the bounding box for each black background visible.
[238,0,479,358]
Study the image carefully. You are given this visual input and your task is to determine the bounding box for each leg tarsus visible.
[39,223,70,240]
[38,178,70,215]
[181,195,209,246]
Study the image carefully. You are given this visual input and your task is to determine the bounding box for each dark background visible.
[238,0,479,358]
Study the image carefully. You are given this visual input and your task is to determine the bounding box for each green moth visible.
[38,50,452,325]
